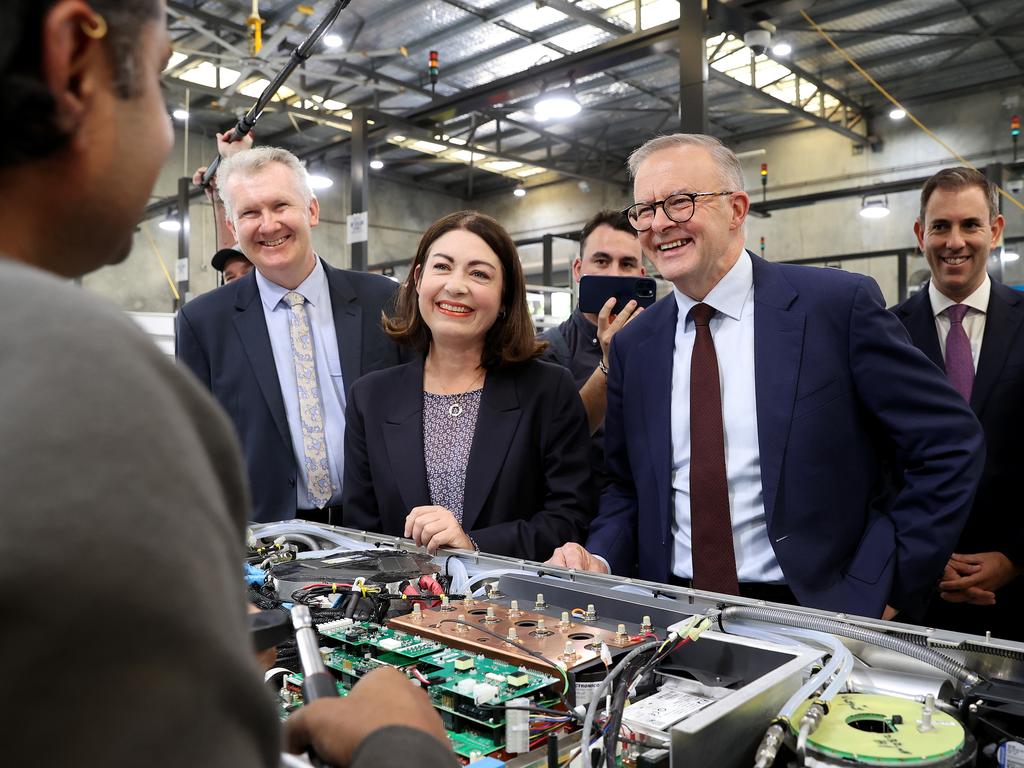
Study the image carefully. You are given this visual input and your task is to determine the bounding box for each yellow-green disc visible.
[790,693,965,766]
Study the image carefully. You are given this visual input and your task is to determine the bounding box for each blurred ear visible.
[730,191,750,230]
[991,214,1005,246]
[571,256,583,283]
[913,219,925,251]
[41,1,110,140]
[308,195,320,226]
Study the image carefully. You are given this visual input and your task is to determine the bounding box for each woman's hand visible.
[404,506,474,553]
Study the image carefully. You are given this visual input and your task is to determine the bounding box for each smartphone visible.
[578,275,657,315]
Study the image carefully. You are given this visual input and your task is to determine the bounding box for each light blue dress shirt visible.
[670,249,785,583]
[256,260,346,509]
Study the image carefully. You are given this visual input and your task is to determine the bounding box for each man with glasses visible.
[550,134,983,620]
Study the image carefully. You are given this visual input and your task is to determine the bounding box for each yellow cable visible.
[800,9,1024,215]
[140,224,181,301]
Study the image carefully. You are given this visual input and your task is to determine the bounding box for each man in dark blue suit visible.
[549,134,984,620]
[176,147,403,523]
[893,167,1024,638]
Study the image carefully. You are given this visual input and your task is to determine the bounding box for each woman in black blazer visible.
[342,211,594,561]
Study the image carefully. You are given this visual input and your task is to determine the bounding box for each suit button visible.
[288,478,296,488]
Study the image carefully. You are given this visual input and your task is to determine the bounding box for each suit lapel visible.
[325,262,363,394]
[382,360,430,512]
[462,368,521,532]
[750,255,804,526]
[233,274,291,448]
[972,283,1024,415]
[899,290,943,369]
[636,298,677,545]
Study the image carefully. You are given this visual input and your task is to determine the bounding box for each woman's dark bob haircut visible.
[383,210,543,367]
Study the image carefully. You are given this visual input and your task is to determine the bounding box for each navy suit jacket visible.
[342,357,595,561]
[586,253,985,618]
[175,261,404,522]
[893,282,1024,565]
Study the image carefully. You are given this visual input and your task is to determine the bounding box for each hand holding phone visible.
[578,275,657,315]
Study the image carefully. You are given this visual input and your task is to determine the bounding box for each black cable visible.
[479,703,576,719]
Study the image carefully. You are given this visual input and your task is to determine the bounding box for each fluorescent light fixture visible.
[308,174,334,190]
[239,78,295,101]
[772,42,792,56]
[859,195,890,219]
[1002,250,1020,262]
[485,160,523,172]
[513,184,527,198]
[324,33,343,48]
[534,87,581,120]
[370,159,384,170]
[172,108,190,121]
[889,107,907,120]
[159,212,181,232]
[177,61,240,88]
[412,140,447,154]
[515,167,546,178]
[164,51,188,72]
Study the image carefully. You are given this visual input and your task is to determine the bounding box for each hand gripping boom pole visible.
[199,0,352,187]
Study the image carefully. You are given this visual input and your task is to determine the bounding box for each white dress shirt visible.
[928,275,989,371]
[256,259,347,508]
[670,250,785,583]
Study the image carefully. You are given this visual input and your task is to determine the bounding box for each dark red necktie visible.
[688,303,739,595]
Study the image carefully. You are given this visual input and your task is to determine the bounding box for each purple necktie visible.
[688,303,739,596]
[944,304,974,403]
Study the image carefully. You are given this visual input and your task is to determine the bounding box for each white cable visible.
[265,666,292,683]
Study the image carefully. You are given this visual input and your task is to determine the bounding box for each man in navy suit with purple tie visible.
[893,167,1024,639]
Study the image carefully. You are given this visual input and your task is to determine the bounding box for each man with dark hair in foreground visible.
[0,1,455,766]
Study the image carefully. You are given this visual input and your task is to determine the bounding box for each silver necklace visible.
[440,370,485,417]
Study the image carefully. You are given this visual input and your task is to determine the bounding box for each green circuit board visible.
[277,619,571,763]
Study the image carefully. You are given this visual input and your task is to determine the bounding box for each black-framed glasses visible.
[623,191,735,231]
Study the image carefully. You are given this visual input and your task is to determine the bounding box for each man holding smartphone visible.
[540,212,645,492]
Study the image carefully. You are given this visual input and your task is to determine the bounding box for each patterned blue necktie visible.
[283,291,332,508]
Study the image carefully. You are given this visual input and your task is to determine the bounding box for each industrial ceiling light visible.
[324,33,343,48]
[889,107,907,120]
[1001,249,1019,263]
[308,173,334,190]
[159,210,181,232]
[772,42,792,56]
[534,87,581,121]
[172,108,190,121]
[369,158,384,170]
[513,184,527,198]
[859,194,890,219]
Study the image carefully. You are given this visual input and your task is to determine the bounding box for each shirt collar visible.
[928,273,990,318]
[571,306,598,338]
[672,247,752,324]
[255,256,327,312]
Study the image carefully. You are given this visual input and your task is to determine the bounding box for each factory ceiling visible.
[159,0,1024,198]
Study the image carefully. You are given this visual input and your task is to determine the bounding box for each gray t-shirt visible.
[0,258,279,767]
